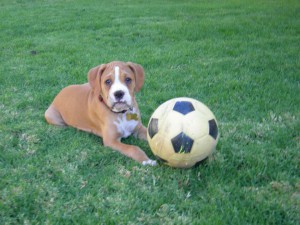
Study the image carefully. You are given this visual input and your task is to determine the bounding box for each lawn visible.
[0,0,299,224]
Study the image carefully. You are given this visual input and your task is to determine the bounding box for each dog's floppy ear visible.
[88,64,106,90]
[127,62,145,92]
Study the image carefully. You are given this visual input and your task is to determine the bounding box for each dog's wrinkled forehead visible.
[103,61,132,76]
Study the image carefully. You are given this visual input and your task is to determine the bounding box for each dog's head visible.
[88,61,144,113]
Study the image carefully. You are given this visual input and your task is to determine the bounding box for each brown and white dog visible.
[45,61,156,166]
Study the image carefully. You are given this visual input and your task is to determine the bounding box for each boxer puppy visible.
[45,61,156,166]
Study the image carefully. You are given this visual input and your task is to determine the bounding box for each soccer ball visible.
[147,97,219,168]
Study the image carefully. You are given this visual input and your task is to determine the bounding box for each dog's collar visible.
[99,95,127,114]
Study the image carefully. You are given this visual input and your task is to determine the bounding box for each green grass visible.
[1,0,299,224]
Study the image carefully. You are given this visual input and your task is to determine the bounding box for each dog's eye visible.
[125,77,132,84]
[105,79,112,86]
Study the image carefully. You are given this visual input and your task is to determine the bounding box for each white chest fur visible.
[113,109,139,138]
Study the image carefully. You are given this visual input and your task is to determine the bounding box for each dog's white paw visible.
[142,159,157,166]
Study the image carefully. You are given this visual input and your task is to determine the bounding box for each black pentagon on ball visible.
[148,118,159,138]
[208,119,218,140]
[171,132,194,153]
[173,101,195,115]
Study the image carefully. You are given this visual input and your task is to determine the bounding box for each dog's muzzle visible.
[111,101,133,113]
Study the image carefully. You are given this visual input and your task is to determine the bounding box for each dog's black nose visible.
[114,91,125,100]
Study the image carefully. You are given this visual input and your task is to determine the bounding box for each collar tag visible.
[126,113,138,121]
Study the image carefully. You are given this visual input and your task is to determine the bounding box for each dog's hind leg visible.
[45,105,67,126]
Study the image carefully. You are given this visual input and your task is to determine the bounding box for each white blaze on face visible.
[109,66,132,106]
[115,65,120,78]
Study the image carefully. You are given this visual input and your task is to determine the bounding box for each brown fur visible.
[45,61,155,164]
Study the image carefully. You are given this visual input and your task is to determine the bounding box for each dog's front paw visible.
[142,159,157,166]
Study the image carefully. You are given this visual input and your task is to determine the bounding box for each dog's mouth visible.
[111,101,132,113]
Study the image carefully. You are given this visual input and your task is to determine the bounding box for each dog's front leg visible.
[135,124,148,141]
[103,138,156,166]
